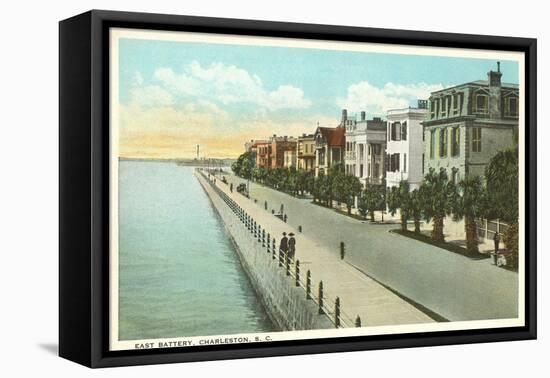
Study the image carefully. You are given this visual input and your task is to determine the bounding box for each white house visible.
[343,109,387,186]
[385,101,428,191]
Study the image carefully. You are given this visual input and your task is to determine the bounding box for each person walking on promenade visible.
[287,232,296,261]
[230,183,233,192]
[279,232,288,264]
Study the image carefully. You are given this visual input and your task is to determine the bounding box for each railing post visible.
[279,247,284,267]
[306,270,311,299]
[318,281,324,315]
[267,234,271,253]
[285,251,290,276]
[262,229,266,246]
[355,315,362,327]
[272,240,276,260]
[295,260,300,287]
[334,297,341,328]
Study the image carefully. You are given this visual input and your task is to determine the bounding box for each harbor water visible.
[118,160,274,340]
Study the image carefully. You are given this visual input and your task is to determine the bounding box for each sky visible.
[117,37,519,159]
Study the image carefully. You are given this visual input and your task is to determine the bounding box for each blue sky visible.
[117,37,519,158]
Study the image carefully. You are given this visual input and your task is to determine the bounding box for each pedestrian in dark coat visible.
[494,232,501,254]
[279,232,288,253]
[279,232,288,264]
[288,232,296,260]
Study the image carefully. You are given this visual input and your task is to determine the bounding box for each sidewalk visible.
[201,171,435,327]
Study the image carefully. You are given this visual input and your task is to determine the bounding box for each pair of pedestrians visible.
[279,232,296,261]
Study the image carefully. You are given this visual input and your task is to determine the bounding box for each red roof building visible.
[314,125,345,176]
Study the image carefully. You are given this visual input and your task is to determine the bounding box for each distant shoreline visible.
[119,157,236,166]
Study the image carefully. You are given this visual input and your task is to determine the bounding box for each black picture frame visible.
[59,9,537,368]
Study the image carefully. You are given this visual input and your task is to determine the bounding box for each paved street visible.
[218,171,519,322]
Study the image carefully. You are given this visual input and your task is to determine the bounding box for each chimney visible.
[487,62,503,118]
[488,61,502,87]
[360,111,366,121]
[341,109,348,123]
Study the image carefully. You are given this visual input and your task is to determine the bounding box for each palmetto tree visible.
[409,189,423,233]
[485,145,519,266]
[313,173,328,205]
[485,146,519,223]
[387,181,411,231]
[419,168,457,242]
[452,175,487,255]
[359,184,385,222]
[344,175,363,215]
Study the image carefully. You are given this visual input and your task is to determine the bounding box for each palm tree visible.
[387,181,411,231]
[359,184,385,222]
[485,145,519,266]
[485,146,519,223]
[313,173,328,205]
[344,175,363,215]
[409,189,423,233]
[453,175,486,255]
[331,170,346,207]
[419,168,457,242]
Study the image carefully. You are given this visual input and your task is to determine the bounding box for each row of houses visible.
[244,63,519,192]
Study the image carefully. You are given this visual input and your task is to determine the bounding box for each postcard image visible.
[108,28,524,351]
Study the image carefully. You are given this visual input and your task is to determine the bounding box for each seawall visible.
[195,171,333,331]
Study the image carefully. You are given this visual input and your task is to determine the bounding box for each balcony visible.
[345,151,356,160]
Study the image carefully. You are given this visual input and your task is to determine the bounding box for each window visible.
[372,144,382,155]
[391,122,401,141]
[430,130,436,159]
[452,94,459,115]
[389,153,400,172]
[506,97,518,117]
[451,127,460,157]
[360,164,364,177]
[472,127,482,152]
[439,128,448,157]
[401,121,407,141]
[441,97,447,116]
[430,100,436,118]
[403,153,407,173]
[474,94,488,114]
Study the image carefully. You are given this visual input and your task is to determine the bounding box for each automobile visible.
[236,183,247,193]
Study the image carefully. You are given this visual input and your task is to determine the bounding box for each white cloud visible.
[151,61,311,111]
[337,81,444,116]
[129,85,174,107]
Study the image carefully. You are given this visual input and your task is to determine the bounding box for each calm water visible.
[118,161,274,340]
